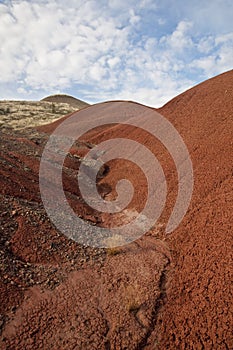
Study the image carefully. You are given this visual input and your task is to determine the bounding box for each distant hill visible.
[0,100,77,131]
[0,70,232,349]
[41,94,89,109]
[0,95,89,131]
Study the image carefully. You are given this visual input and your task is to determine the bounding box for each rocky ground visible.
[0,100,77,131]
[0,71,233,349]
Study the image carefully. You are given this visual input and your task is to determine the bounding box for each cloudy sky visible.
[0,0,232,107]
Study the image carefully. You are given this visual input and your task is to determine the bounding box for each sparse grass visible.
[125,285,141,313]
[106,247,121,256]
[0,107,10,115]
[0,101,77,130]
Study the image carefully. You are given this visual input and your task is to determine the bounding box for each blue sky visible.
[0,0,232,107]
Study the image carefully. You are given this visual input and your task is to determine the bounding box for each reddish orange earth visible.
[0,70,233,349]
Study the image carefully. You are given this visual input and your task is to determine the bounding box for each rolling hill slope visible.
[0,70,232,349]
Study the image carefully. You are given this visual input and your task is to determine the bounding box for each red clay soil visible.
[0,112,170,349]
[0,70,233,349]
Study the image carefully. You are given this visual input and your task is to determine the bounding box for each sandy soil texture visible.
[0,71,232,349]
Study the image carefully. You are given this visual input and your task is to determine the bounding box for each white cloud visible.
[129,9,140,26]
[139,0,157,10]
[215,32,233,45]
[197,36,215,54]
[160,21,193,52]
[107,56,121,68]
[0,0,232,107]
[160,0,233,35]
[190,32,233,78]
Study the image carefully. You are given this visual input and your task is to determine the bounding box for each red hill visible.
[0,70,232,349]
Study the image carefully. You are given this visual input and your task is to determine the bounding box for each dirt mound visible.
[0,70,232,349]
[151,69,233,349]
[41,94,89,109]
[72,71,233,348]
[0,120,170,349]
